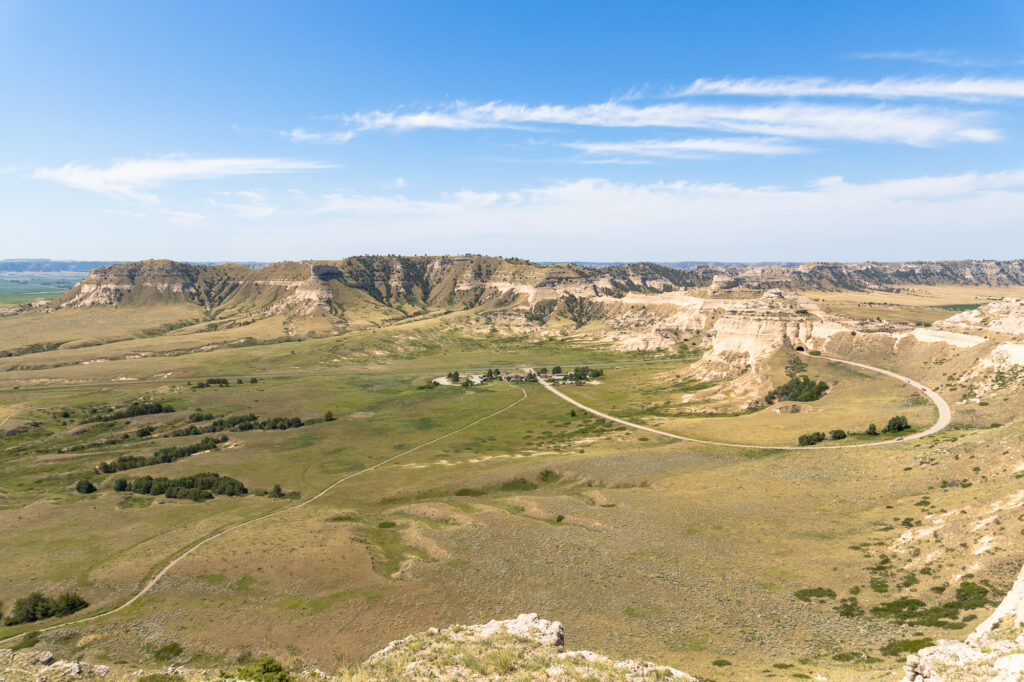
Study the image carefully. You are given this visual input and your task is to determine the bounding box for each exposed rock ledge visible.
[0,613,694,681]
[905,562,1024,681]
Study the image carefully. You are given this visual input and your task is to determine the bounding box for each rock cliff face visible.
[44,257,1024,384]
[55,258,1024,314]
[939,299,1024,336]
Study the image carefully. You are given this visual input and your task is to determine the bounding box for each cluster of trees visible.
[96,436,227,473]
[765,375,829,404]
[167,411,301,438]
[3,591,88,625]
[883,415,911,432]
[798,416,911,446]
[115,472,247,501]
[167,414,303,437]
[445,371,460,382]
[798,431,828,446]
[193,378,232,388]
[482,368,502,378]
[568,366,603,381]
[85,401,175,423]
[797,429,850,446]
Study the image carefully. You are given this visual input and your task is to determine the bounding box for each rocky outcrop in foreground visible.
[0,649,110,681]
[0,614,693,681]
[905,563,1024,681]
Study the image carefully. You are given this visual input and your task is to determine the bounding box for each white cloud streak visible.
[853,50,999,68]
[308,100,995,146]
[565,137,805,158]
[34,156,332,203]
[680,76,1024,100]
[283,128,356,144]
[300,170,1024,259]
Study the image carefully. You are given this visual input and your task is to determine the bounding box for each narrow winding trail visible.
[533,353,950,451]
[0,384,528,644]
[0,353,950,641]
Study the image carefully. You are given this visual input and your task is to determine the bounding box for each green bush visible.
[883,415,911,433]
[234,656,292,682]
[798,432,826,446]
[794,587,836,602]
[153,642,183,661]
[539,469,561,483]
[835,597,864,617]
[829,429,847,440]
[880,638,934,657]
[75,479,97,494]
[765,375,829,404]
[869,582,989,629]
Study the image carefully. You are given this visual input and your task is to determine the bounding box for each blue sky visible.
[2,0,1023,262]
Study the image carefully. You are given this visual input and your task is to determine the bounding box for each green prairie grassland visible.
[0,303,1018,681]
[0,272,88,305]
[558,352,937,446]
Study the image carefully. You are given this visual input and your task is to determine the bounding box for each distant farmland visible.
[0,271,88,304]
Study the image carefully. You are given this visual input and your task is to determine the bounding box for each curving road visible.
[0,384,529,644]
[532,352,950,451]
[0,354,950,642]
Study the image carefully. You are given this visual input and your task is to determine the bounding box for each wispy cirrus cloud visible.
[283,128,356,144]
[312,169,1024,217]
[221,190,279,219]
[298,99,996,146]
[565,136,805,158]
[852,50,1000,68]
[33,156,332,203]
[679,76,1024,100]
[298,169,1024,260]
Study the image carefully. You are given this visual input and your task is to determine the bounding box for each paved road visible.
[0,384,529,644]
[533,353,951,451]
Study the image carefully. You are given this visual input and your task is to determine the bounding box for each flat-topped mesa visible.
[45,257,1024,354]
[50,256,703,313]
[55,257,1024,311]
